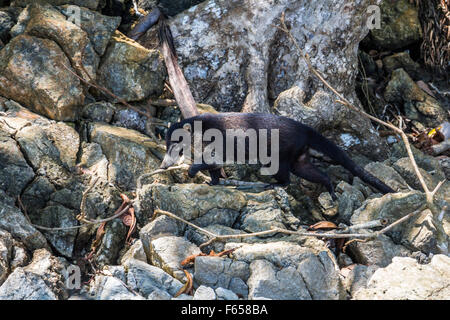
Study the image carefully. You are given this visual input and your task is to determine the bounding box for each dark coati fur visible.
[161,113,395,200]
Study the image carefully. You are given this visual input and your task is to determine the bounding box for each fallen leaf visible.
[174,270,193,297]
[180,248,236,266]
[307,221,338,231]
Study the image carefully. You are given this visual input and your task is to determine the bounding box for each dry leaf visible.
[308,221,338,231]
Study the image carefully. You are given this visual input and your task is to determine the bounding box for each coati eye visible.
[168,143,183,157]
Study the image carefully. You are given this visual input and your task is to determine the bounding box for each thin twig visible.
[78,176,100,222]
[153,206,426,249]
[32,205,132,232]
[136,164,191,189]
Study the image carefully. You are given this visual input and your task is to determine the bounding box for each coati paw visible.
[265,183,289,189]
[207,179,219,186]
[187,168,197,178]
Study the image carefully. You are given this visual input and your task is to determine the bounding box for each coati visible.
[160,113,395,200]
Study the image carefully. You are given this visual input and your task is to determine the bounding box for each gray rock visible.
[20,176,56,217]
[89,122,164,190]
[96,31,166,102]
[318,192,338,218]
[354,255,450,300]
[215,287,239,300]
[23,249,71,299]
[124,258,183,297]
[193,285,216,300]
[0,248,71,300]
[0,10,13,47]
[59,5,121,56]
[95,220,127,266]
[148,289,172,300]
[82,102,116,123]
[382,52,423,80]
[0,130,35,198]
[393,157,449,199]
[296,251,343,300]
[31,205,78,258]
[369,0,422,50]
[89,275,144,300]
[194,256,250,297]
[402,209,442,254]
[228,278,248,299]
[364,162,410,192]
[0,229,13,286]
[347,234,411,267]
[140,215,182,241]
[15,3,99,80]
[384,68,447,128]
[248,259,311,300]
[9,240,29,271]
[150,184,247,223]
[120,240,147,265]
[336,181,366,224]
[337,253,354,268]
[351,191,426,226]
[0,201,48,251]
[240,192,286,234]
[102,265,127,283]
[15,120,79,186]
[342,264,378,297]
[186,224,245,253]
[229,242,343,300]
[0,268,58,300]
[390,141,446,174]
[111,107,148,133]
[149,236,201,281]
[142,0,378,115]
[140,216,182,261]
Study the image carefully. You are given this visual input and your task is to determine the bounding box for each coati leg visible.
[208,168,222,185]
[268,162,291,188]
[188,163,222,185]
[291,153,337,200]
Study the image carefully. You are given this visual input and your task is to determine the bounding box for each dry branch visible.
[153,206,426,249]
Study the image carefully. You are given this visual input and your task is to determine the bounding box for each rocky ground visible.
[0,0,449,300]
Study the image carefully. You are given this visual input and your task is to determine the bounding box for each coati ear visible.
[183,123,191,132]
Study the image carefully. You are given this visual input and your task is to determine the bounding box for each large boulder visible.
[226,241,344,300]
[96,31,166,102]
[59,5,121,56]
[368,0,422,50]
[384,68,447,128]
[12,3,99,80]
[141,0,378,114]
[89,122,165,191]
[0,249,72,300]
[354,255,450,299]
[0,35,84,121]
